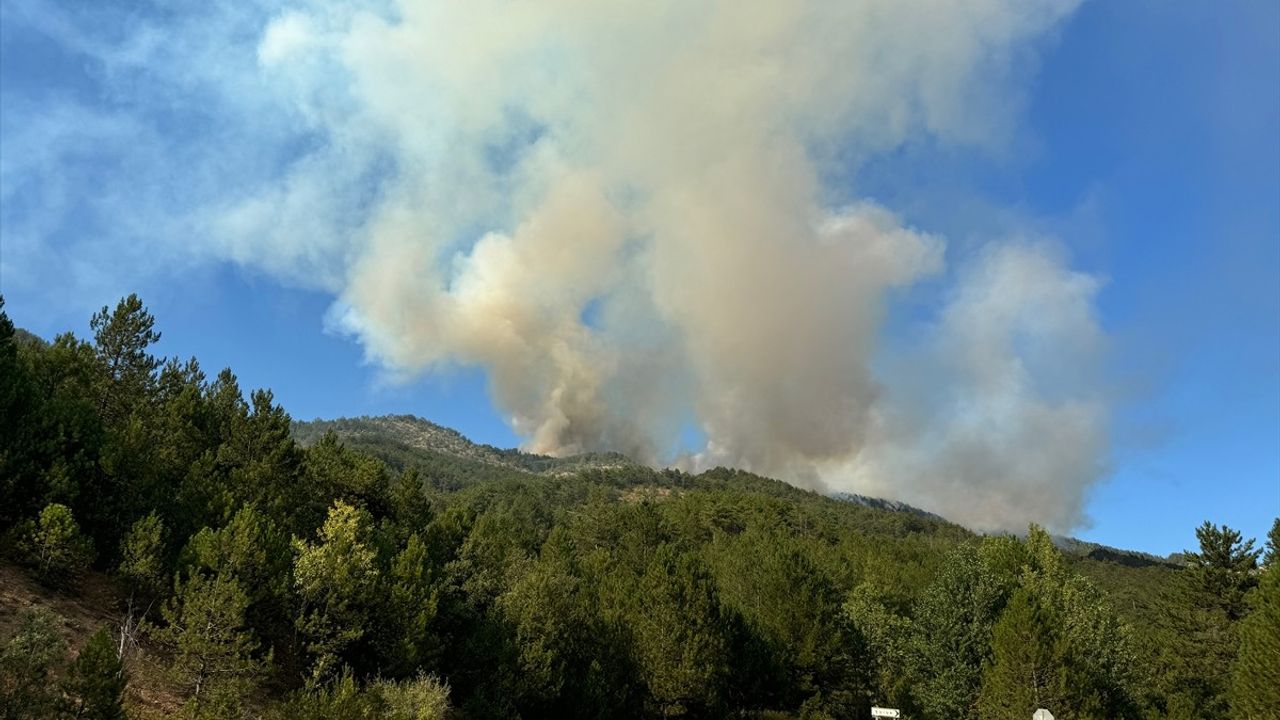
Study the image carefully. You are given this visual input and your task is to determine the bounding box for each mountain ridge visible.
[292,413,1174,566]
[291,414,637,483]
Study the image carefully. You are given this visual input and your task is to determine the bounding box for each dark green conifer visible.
[152,571,265,718]
[978,588,1068,720]
[1230,564,1280,719]
[118,512,167,603]
[90,294,160,427]
[63,627,126,720]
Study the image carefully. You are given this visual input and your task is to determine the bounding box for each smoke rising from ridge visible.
[273,0,1098,532]
[7,0,1106,532]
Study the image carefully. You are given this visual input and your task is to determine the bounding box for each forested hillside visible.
[1,295,1276,719]
[291,415,637,489]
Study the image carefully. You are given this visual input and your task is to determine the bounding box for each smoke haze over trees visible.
[1,296,1275,719]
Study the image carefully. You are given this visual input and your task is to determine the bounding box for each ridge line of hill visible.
[291,413,1179,566]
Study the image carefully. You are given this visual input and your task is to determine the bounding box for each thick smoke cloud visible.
[840,242,1108,531]
[6,0,1108,532]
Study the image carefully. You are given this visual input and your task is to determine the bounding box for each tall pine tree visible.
[978,588,1068,720]
[152,571,266,718]
[1155,522,1262,718]
[90,294,160,428]
[1230,563,1280,719]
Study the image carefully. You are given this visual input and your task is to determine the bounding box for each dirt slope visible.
[0,561,182,718]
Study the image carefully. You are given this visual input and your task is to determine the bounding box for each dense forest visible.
[0,295,1276,719]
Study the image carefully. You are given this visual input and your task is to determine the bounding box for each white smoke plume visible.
[838,242,1108,531]
[7,0,1108,531]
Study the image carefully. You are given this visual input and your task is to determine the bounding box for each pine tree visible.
[183,504,294,662]
[0,296,42,532]
[0,295,18,415]
[18,503,94,588]
[218,390,309,532]
[0,607,67,720]
[118,512,167,603]
[390,468,433,532]
[303,432,389,513]
[380,532,441,675]
[63,627,126,720]
[1230,564,1280,719]
[90,294,160,428]
[494,553,581,709]
[844,583,913,715]
[631,546,732,717]
[1020,527,1140,719]
[709,529,867,716]
[908,544,1008,720]
[151,571,266,718]
[1184,521,1261,620]
[978,588,1068,720]
[1155,521,1262,718]
[184,504,292,605]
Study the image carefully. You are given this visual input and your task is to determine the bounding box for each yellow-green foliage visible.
[18,504,94,587]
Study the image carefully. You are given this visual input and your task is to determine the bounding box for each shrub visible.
[378,673,451,720]
[63,627,127,720]
[0,607,67,720]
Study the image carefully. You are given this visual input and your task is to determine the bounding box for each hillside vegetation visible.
[292,415,636,489]
[1,295,1276,719]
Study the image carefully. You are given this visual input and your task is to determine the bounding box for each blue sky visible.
[1026,0,1279,554]
[1,0,1276,555]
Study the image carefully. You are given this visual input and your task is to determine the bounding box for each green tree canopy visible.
[118,512,168,603]
[63,627,127,720]
[1155,521,1263,718]
[152,571,266,719]
[844,583,913,714]
[978,587,1067,720]
[631,545,732,717]
[1230,563,1280,719]
[1264,517,1279,568]
[907,543,1008,720]
[90,294,160,427]
[0,607,67,720]
[378,532,442,678]
[293,501,380,681]
[18,503,94,588]
[1184,521,1261,620]
[0,297,43,530]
